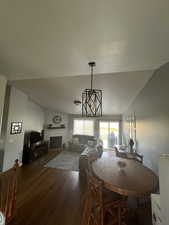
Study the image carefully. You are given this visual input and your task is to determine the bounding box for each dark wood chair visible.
[114,147,127,158]
[115,147,143,164]
[134,153,143,164]
[82,157,128,225]
[126,153,143,164]
[0,159,19,224]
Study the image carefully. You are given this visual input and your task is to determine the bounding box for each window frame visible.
[73,119,94,136]
[98,119,121,146]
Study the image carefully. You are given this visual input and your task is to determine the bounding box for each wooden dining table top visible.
[92,152,158,197]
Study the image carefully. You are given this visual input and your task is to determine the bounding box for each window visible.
[99,121,120,148]
[73,119,94,136]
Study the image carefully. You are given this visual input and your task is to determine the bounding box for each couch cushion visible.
[87,140,96,147]
[96,145,103,157]
[73,135,95,145]
[72,137,79,145]
[81,146,98,157]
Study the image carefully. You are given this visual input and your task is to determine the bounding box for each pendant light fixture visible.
[82,62,102,117]
[73,100,81,105]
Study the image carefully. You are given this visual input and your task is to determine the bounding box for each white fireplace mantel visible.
[44,128,68,146]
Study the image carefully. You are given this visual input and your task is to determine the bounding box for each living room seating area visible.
[68,135,95,152]
[43,134,103,173]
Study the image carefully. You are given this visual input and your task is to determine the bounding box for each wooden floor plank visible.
[11,166,86,225]
[8,150,152,225]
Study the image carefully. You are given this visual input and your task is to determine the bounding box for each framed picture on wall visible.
[10,122,22,134]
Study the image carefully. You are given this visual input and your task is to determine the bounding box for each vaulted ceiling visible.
[11,71,153,114]
[1,0,169,114]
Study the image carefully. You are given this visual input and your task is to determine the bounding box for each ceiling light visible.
[82,62,102,117]
[73,100,81,105]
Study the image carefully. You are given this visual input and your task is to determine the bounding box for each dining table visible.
[92,152,158,197]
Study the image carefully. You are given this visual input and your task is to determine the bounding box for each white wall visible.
[0,75,7,134]
[25,99,45,132]
[44,110,68,145]
[2,87,45,171]
[3,87,27,171]
[122,62,169,174]
[0,75,7,170]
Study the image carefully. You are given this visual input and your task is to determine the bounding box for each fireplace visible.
[50,136,62,148]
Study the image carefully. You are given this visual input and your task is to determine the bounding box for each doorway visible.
[99,121,120,149]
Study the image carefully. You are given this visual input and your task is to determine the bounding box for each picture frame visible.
[10,122,22,134]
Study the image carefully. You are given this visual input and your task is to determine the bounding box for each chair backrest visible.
[134,153,143,164]
[0,160,19,224]
[126,152,143,164]
[86,157,104,208]
[81,191,94,225]
[82,169,103,225]
[114,147,119,157]
[86,169,103,208]
[87,156,98,172]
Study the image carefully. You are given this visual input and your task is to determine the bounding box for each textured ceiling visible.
[11,71,153,114]
[0,0,169,80]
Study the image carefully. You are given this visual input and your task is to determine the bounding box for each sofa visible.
[68,135,96,152]
[68,134,103,176]
[78,138,103,177]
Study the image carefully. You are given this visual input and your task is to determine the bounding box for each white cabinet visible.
[151,194,162,225]
[0,212,5,225]
[159,154,169,225]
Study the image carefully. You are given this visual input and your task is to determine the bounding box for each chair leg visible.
[117,207,120,225]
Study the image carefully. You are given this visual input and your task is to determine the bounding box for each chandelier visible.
[82,62,102,117]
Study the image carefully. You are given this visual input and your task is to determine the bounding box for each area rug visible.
[44,150,80,171]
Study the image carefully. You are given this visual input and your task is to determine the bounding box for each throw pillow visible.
[88,140,94,147]
[72,137,79,145]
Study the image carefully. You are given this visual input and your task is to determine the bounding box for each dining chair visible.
[114,147,127,159]
[133,153,143,164]
[81,190,97,225]
[115,148,143,164]
[82,157,128,225]
[126,153,143,164]
[0,159,19,224]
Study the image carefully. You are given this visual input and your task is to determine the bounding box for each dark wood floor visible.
[9,150,152,225]
[29,149,60,167]
[10,153,86,225]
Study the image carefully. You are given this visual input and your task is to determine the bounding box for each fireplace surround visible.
[50,136,62,148]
